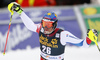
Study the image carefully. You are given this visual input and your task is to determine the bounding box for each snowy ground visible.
[0,45,100,60]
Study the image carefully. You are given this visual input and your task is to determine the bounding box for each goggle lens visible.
[42,20,53,28]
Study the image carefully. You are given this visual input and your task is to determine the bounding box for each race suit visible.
[19,12,91,60]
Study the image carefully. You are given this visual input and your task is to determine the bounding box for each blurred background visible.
[0,0,100,60]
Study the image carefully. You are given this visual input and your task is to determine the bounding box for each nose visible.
[43,26,50,29]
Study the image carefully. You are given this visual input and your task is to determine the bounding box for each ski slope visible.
[0,45,100,60]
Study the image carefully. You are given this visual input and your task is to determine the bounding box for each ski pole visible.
[95,41,100,52]
[3,13,13,55]
[3,3,14,55]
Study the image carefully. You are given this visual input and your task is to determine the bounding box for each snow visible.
[0,45,100,60]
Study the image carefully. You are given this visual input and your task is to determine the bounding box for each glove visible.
[8,2,23,14]
[87,29,98,43]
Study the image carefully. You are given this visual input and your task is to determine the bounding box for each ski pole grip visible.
[8,3,14,15]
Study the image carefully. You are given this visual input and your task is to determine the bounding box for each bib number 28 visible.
[42,45,51,54]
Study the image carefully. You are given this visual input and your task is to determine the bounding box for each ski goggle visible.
[42,20,54,28]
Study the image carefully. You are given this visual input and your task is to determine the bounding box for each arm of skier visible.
[8,2,41,32]
[20,12,41,32]
[60,31,92,48]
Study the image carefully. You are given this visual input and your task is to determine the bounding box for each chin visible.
[44,31,53,34]
[44,31,50,34]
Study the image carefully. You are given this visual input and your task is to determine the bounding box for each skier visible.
[8,2,98,60]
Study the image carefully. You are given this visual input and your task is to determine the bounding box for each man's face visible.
[42,19,54,34]
[44,27,53,34]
